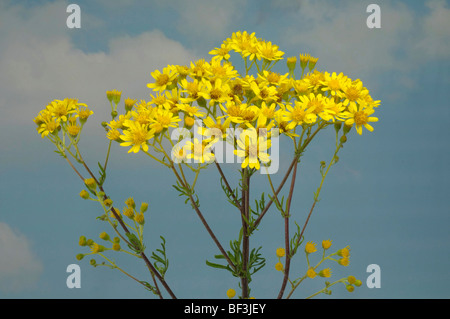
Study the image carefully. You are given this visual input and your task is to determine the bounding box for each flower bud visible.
[318,268,332,278]
[276,247,285,258]
[185,116,195,127]
[227,289,236,299]
[134,212,145,225]
[113,237,120,243]
[340,135,347,144]
[347,275,357,284]
[76,253,84,261]
[112,243,121,251]
[99,232,110,241]
[287,56,297,73]
[79,189,90,200]
[125,197,135,209]
[334,121,342,133]
[90,259,97,266]
[322,239,332,250]
[123,207,134,219]
[140,202,149,214]
[124,98,136,112]
[103,198,113,207]
[79,236,87,246]
[111,110,118,119]
[275,262,284,271]
[343,124,352,135]
[84,178,97,190]
[346,284,355,292]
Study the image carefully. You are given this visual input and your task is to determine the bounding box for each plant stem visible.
[277,159,298,299]
[241,168,250,299]
[71,148,177,299]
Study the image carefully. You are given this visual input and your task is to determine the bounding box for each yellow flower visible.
[338,257,350,266]
[125,197,135,208]
[198,116,231,140]
[124,97,137,112]
[171,144,188,163]
[347,275,357,284]
[79,190,90,199]
[227,31,257,55]
[150,108,181,133]
[337,246,351,258]
[320,72,349,98]
[106,128,121,141]
[209,43,231,61]
[298,93,334,122]
[318,268,332,278]
[107,90,122,104]
[189,59,210,78]
[207,57,238,81]
[322,239,332,250]
[306,267,317,278]
[134,212,145,225]
[202,78,231,105]
[299,53,311,69]
[292,78,312,95]
[342,79,368,108]
[249,81,278,103]
[120,120,155,153]
[226,288,236,298]
[275,262,284,271]
[276,248,285,258]
[149,93,172,110]
[67,123,81,137]
[179,78,207,103]
[304,241,317,254]
[343,102,378,135]
[177,103,206,118]
[147,66,177,92]
[284,101,317,130]
[84,178,96,189]
[122,206,135,219]
[234,128,271,170]
[185,138,215,164]
[90,243,105,254]
[37,118,61,138]
[103,198,113,207]
[257,40,284,61]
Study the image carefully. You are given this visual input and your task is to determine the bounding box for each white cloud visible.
[278,0,449,88]
[154,0,246,45]
[0,222,43,293]
[0,1,198,130]
[414,0,450,59]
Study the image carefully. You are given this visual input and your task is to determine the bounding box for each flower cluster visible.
[102,31,379,170]
[275,239,361,297]
[34,98,93,138]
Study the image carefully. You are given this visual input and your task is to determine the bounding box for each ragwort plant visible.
[33,31,379,299]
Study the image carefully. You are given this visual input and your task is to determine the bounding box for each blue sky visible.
[0,0,449,299]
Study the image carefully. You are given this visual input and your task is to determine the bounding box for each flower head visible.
[305,241,317,254]
[120,120,155,153]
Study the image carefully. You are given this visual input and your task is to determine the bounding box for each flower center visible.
[210,88,222,100]
[248,144,258,158]
[354,111,368,125]
[156,74,169,87]
[328,79,341,91]
[228,105,242,117]
[292,107,305,122]
[133,130,147,145]
[193,143,205,157]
